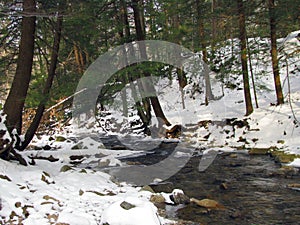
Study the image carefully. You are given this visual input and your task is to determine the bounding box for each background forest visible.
[0,0,299,161]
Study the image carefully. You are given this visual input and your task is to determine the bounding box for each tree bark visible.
[21,14,63,150]
[196,0,214,105]
[132,0,171,126]
[4,0,36,134]
[268,0,284,105]
[120,0,151,126]
[237,0,253,116]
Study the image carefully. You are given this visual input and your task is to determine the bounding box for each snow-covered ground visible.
[1,31,300,224]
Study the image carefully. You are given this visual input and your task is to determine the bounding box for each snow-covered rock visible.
[100,197,161,225]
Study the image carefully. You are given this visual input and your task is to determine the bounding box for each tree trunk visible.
[120,0,151,126]
[21,14,63,150]
[237,0,253,116]
[172,4,187,109]
[211,0,218,56]
[3,0,36,134]
[132,0,171,126]
[196,0,214,105]
[268,0,284,105]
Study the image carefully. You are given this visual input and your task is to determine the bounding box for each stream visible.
[96,136,300,224]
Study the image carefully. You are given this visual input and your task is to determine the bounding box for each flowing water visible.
[96,136,300,225]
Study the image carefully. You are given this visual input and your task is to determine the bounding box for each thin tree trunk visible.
[132,0,171,126]
[268,0,284,105]
[4,0,36,134]
[247,38,259,108]
[211,0,218,57]
[196,0,214,105]
[172,5,187,109]
[237,0,253,116]
[21,14,63,150]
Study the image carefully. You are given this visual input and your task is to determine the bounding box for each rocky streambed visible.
[120,141,300,225]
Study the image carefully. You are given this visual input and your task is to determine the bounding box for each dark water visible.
[114,139,300,225]
[79,135,300,224]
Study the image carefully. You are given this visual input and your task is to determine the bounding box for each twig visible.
[45,88,87,113]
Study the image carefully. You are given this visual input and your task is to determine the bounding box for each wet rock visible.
[271,151,297,164]
[170,189,190,205]
[229,153,238,158]
[150,182,174,193]
[150,194,166,204]
[140,185,155,193]
[229,209,242,219]
[220,182,228,190]
[287,183,300,191]
[190,198,225,210]
[111,145,127,150]
[248,148,270,155]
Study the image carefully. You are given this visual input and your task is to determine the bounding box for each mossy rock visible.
[60,165,73,172]
[270,151,298,164]
[55,136,67,142]
[248,148,271,155]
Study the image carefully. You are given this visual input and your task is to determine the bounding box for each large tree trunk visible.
[20,14,63,150]
[268,0,284,105]
[237,0,253,116]
[120,0,151,126]
[4,0,36,134]
[132,0,171,127]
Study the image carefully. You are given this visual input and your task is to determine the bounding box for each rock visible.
[71,143,83,150]
[229,209,242,219]
[229,153,238,158]
[166,124,182,138]
[98,159,110,167]
[220,182,228,190]
[15,202,22,208]
[60,165,73,172]
[111,145,127,150]
[248,148,270,155]
[95,153,106,158]
[43,145,51,150]
[190,198,225,210]
[55,136,67,142]
[287,183,300,191]
[0,174,12,182]
[79,189,84,196]
[271,151,297,164]
[150,194,165,204]
[120,201,136,210]
[140,185,155,193]
[170,189,190,204]
[69,155,85,161]
[34,145,43,150]
[49,136,55,141]
[150,182,174,193]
